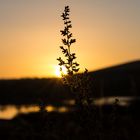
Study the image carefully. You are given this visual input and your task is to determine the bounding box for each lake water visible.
[0,96,137,120]
[0,105,72,120]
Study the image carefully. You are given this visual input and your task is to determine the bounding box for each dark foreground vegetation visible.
[0,105,140,140]
[0,60,140,140]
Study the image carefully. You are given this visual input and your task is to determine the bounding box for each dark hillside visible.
[0,60,140,105]
[90,60,140,97]
[0,78,72,105]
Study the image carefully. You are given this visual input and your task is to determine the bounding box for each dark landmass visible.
[0,60,140,140]
[0,106,140,140]
[0,78,72,105]
[0,60,140,105]
[90,60,140,97]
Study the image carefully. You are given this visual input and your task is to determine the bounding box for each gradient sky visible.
[0,0,140,79]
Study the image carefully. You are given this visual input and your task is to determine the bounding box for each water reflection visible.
[0,96,138,120]
[64,96,136,106]
[0,105,71,120]
[58,106,69,113]
[46,105,56,112]
[94,96,136,106]
[19,105,40,113]
[0,105,18,120]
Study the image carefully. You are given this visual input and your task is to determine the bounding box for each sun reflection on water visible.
[0,96,137,120]
[46,105,56,112]
[0,105,71,120]
[0,105,18,120]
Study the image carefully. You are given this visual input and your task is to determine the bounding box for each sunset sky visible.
[0,0,140,79]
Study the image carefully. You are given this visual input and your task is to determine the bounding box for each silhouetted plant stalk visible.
[57,6,92,107]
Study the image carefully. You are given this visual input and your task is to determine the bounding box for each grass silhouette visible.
[57,6,92,108]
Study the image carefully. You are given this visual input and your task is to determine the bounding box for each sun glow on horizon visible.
[55,65,67,77]
[0,0,140,79]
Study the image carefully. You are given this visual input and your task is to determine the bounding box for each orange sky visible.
[0,0,140,79]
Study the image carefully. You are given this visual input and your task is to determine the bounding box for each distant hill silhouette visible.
[0,60,140,105]
[89,60,140,97]
[92,60,140,74]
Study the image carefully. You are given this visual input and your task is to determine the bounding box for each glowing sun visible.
[55,66,67,77]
